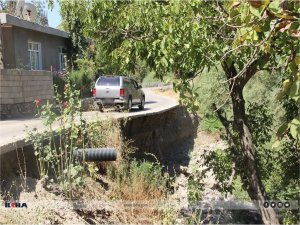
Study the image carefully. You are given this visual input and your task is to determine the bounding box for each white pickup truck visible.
[93,76,145,112]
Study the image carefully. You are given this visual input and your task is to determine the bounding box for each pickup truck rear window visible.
[97,77,120,86]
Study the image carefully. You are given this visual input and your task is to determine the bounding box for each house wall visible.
[0,69,54,117]
[2,26,67,71]
[1,26,16,68]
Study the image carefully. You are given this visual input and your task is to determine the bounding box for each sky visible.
[47,0,61,28]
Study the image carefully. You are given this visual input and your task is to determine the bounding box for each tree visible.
[59,0,88,70]
[31,0,49,26]
[59,1,300,224]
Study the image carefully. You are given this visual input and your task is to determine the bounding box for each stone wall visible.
[0,69,54,117]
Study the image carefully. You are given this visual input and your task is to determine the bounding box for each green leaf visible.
[276,123,289,138]
[268,0,280,13]
[291,119,300,125]
[272,140,281,149]
[249,5,263,18]
[290,124,299,139]
[289,80,300,98]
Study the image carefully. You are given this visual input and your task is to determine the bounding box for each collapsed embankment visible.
[120,106,198,163]
[0,105,198,180]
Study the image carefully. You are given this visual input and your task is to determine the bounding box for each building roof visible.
[0,13,68,38]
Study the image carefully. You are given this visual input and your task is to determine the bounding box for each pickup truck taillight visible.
[120,88,125,97]
[92,88,96,97]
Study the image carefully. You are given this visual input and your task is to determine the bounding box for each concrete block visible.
[45,94,54,99]
[21,75,33,81]
[0,69,9,75]
[11,86,22,92]
[12,92,22,98]
[0,81,9,86]
[40,89,49,95]
[0,86,12,93]
[32,76,41,81]
[24,97,35,102]
[13,97,25,104]
[30,86,38,91]
[22,80,31,86]
[21,80,28,87]
[0,92,10,98]
[11,75,21,81]
[21,70,32,76]
[1,98,14,104]
[5,80,16,86]
[24,91,34,98]
[28,80,38,86]
[10,70,21,76]
[23,86,32,92]
[23,91,30,97]
[38,80,47,86]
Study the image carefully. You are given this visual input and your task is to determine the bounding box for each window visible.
[131,79,139,89]
[97,77,120,86]
[59,47,66,71]
[28,41,42,70]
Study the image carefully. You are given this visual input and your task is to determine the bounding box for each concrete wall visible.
[2,26,67,71]
[0,69,54,116]
[121,106,199,164]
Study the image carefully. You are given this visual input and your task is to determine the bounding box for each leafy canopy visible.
[59,0,299,141]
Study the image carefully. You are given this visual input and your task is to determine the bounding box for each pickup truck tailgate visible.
[95,77,121,99]
[96,86,120,99]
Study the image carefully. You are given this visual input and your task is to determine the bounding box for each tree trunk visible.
[230,86,279,225]
[220,60,279,224]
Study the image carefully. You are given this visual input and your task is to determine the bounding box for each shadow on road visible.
[129,107,151,112]
[0,114,38,122]
[144,101,157,105]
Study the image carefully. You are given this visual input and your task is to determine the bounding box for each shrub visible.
[53,72,66,97]
[107,159,171,201]
[106,159,175,224]
[69,69,95,98]
[26,78,90,198]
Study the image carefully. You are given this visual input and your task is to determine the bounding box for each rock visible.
[179,166,190,176]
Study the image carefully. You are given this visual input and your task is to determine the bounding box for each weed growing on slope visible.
[26,78,88,198]
[107,159,175,223]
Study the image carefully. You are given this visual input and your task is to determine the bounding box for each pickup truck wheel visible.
[126,97,132,112]
[138,96,145,110]
[98,104,104,112]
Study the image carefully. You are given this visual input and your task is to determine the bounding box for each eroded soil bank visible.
[0,104,262,224]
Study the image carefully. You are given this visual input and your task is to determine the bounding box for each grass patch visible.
[107,160,171,200]
[232,176,251,201]
[199,114,224,133]
[106,159,176,223]
[142,71,173,87]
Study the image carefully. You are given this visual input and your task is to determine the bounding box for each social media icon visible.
[263,202,269,208]
[270,202,276,208]
[277,202,283,208]
[284,202,290,208]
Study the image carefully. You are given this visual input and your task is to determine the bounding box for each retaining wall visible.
[0,69,54,116]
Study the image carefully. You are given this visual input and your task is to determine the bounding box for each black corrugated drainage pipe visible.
[74,148,117,162]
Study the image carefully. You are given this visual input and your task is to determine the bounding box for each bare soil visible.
[0,131,224,224]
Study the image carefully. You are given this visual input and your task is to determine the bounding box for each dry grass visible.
[86,118,134,170]
[1,117,176,224]
[106,160,173,224]
[153,88,179,99]
[78,118,172,223]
